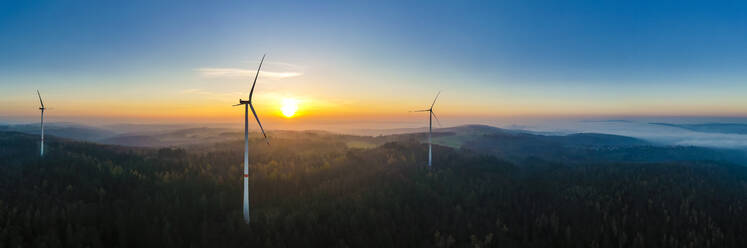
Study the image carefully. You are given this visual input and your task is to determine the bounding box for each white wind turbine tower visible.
[412,91,441,167]
[37,90,46,157]
[233,54,270,224]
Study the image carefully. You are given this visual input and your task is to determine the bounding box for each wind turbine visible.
[37,90,46,157]
[412,91,441,167]
[233,54,270,224]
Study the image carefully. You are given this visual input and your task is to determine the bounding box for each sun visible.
[280,98,299,118]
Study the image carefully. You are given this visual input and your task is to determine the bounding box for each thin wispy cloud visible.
[179,88,244,100]
[196,68,303,79]
[240,61,306,71]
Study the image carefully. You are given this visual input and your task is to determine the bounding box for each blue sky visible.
[2,0,747,126]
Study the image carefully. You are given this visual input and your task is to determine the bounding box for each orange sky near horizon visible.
[3,52,747,128]
[4,0,747,130]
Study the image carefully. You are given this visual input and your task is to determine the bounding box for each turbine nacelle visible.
[232,100,251,107]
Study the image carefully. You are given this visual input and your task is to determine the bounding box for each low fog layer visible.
[5,117,747,150]
[515,119,747,149]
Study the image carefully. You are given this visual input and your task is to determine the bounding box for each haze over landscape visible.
[3,1,747,247]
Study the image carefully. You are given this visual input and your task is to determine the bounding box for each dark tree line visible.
[1,131,747,247]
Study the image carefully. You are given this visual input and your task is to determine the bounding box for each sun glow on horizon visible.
[281,98,299,118]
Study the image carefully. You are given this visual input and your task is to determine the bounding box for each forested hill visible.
[2,130,747,247]
[0,123,116,142]
[411,125,747,165]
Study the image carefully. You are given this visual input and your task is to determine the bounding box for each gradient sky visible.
[2,0,747,128]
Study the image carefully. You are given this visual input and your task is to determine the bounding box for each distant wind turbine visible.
[412,91,441,167]
[233,54,270,224]
[37,90,46,157]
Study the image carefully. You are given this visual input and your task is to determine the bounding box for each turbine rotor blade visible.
[431,111,442,127]
[249,103,269,145]
[248,54,266,101]
[37,90,44,108]
[232,103,243,107]
[430,91,441,109]
[410,109,430,112]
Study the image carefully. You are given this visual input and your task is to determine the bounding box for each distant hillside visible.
[7,122,747,166]
[651,122,747,135]
[102,123,198,134]
[0,123,245,147]
[99,135,162,147]
[99,127,242,147]
[346,127,431,136]
[393,124,747,165]
[460,130,747,165]
[423,124,645,149]
[350,124,511,137]
[437,124,509,135]
[0,122,118,142]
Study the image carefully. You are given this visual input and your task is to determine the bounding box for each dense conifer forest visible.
[1,130,747,247]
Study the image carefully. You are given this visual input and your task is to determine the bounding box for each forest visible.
[1,130,747,247]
